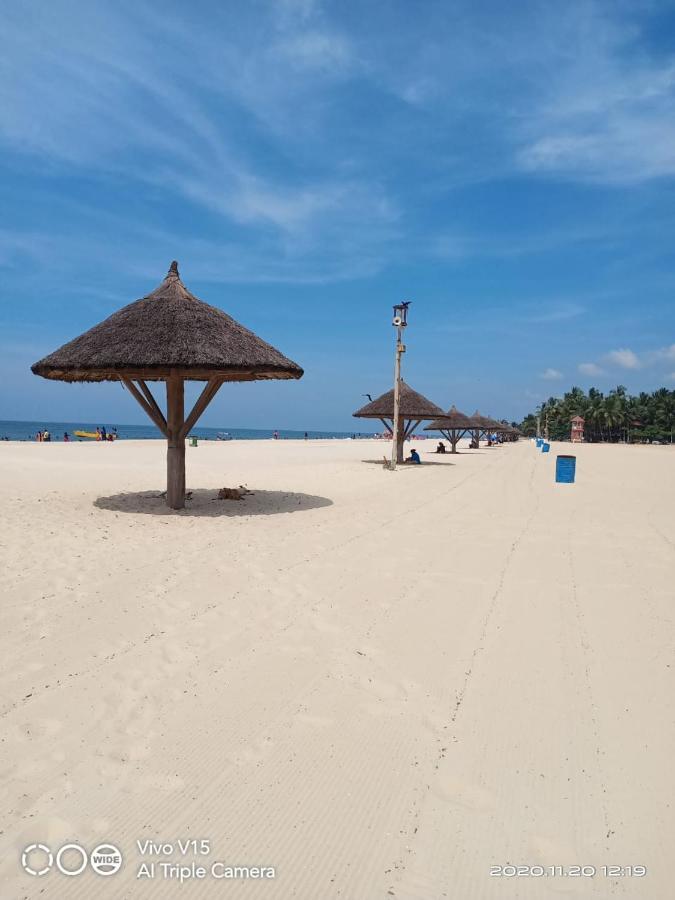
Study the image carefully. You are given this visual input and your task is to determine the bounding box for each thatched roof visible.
[353,381,444,421]
[424,405,477,432]
[470,410,494,430]
[31,262,304,383]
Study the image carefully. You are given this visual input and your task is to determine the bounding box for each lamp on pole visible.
[390,301,410,470]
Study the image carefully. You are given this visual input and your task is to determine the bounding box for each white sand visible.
[0,437,673,899]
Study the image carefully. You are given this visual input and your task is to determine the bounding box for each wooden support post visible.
[166,375,185,509]
[137,380,168,434]
[121,378,168,437]
[396,417,405,464]
[180,378,222,440]
[403,418,420,440]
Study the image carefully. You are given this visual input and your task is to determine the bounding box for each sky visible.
[1,0,675,430]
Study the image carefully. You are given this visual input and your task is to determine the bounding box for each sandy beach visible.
[1,437,673,899]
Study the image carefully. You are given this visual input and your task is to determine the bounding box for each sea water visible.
[0,420,369,442]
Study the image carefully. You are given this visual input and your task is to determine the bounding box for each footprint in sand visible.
[431,775,496,811]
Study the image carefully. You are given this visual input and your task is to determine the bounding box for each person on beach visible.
[436,442,446,454]
[63,432,70,442]
[406,448,421,464]
[96,427,101,440]
[43,429,51,442]
[101,425,107,441]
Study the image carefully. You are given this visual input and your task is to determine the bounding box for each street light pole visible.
[390,301,410,470]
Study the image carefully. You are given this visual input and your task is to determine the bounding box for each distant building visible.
[571,415,585,443]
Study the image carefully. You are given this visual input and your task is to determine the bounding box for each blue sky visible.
[2,0,674,430]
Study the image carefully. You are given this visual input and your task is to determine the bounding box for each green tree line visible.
[519,386,675,443]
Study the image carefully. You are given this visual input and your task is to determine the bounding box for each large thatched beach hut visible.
[353,381,443,463]
[32,262,303,508]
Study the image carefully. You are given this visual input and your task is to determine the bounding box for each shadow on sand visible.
[361,459,455,467]
[94,488,333,517]
[434,450,487,455]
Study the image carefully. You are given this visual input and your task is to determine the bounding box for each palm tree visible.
[518,386,675,443]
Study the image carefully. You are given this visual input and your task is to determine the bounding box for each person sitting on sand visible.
[436,442,446,454]
[406,448,421,464]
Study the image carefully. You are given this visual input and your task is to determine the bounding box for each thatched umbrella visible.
[424,405,479,453]
[32,262,303,508]
[474,414,510,445]
[494,421,514,436]
[353,381,443,463]
[487,418,513,442]
[468,410,495,446]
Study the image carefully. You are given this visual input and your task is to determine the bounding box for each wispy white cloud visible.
[514,9,675,183]
[522,303,585,324]
[0,0,394,282]
[578,362,606,376]
[578,343,675,378]
[275,30,354,73]
[2,0,675,293]
[646,343,675,364]
[541,368,563,380]
[432,223,620,261]
[605,347,641,369]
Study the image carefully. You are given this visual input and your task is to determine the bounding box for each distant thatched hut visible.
[424,405,479,453]
[32,262,303,508]
[470,413,513,445]
[353,381,444,463]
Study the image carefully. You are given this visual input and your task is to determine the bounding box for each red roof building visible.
[571,415,585,443]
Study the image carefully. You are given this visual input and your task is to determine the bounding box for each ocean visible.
[0,420,371,442]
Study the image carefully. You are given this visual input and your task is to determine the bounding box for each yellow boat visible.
[74,430,117,440]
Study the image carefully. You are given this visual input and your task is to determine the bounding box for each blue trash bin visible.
[536,438,543,447]
[556,454,576,483]
[541,442,550,453]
